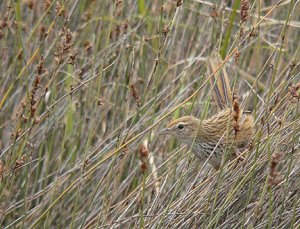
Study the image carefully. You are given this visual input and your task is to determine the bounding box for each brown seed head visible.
[241,0,250,23]
[139,144,149,159]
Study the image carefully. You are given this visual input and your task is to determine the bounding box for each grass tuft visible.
[0,0,300,228]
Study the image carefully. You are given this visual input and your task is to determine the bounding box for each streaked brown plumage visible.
[161,51,254,169]
[162,108,253,169]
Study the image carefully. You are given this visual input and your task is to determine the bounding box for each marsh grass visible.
[0,0,300,228]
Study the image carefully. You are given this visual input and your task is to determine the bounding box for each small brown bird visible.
[161,51,254,170]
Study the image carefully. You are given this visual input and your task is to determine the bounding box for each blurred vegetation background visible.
[0,0,300,228]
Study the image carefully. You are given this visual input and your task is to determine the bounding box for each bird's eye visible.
[177,124,184,129]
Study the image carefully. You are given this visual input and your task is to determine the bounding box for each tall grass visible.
[0,0,300,228]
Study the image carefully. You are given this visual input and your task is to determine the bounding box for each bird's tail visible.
[206,51,232,110]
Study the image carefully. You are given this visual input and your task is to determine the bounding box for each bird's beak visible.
[159,128,170,135]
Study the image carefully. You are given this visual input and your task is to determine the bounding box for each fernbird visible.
[161,51,254,170]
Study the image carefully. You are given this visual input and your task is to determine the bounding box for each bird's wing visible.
[206,50,232,110]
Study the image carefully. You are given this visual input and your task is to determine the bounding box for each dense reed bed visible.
[0,0,300,228]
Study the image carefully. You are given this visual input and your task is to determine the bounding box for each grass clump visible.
[0,0,300,228]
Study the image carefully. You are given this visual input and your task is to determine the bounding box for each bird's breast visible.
[191,141,223,160]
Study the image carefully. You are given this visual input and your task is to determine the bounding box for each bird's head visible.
[160,116,200,144]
